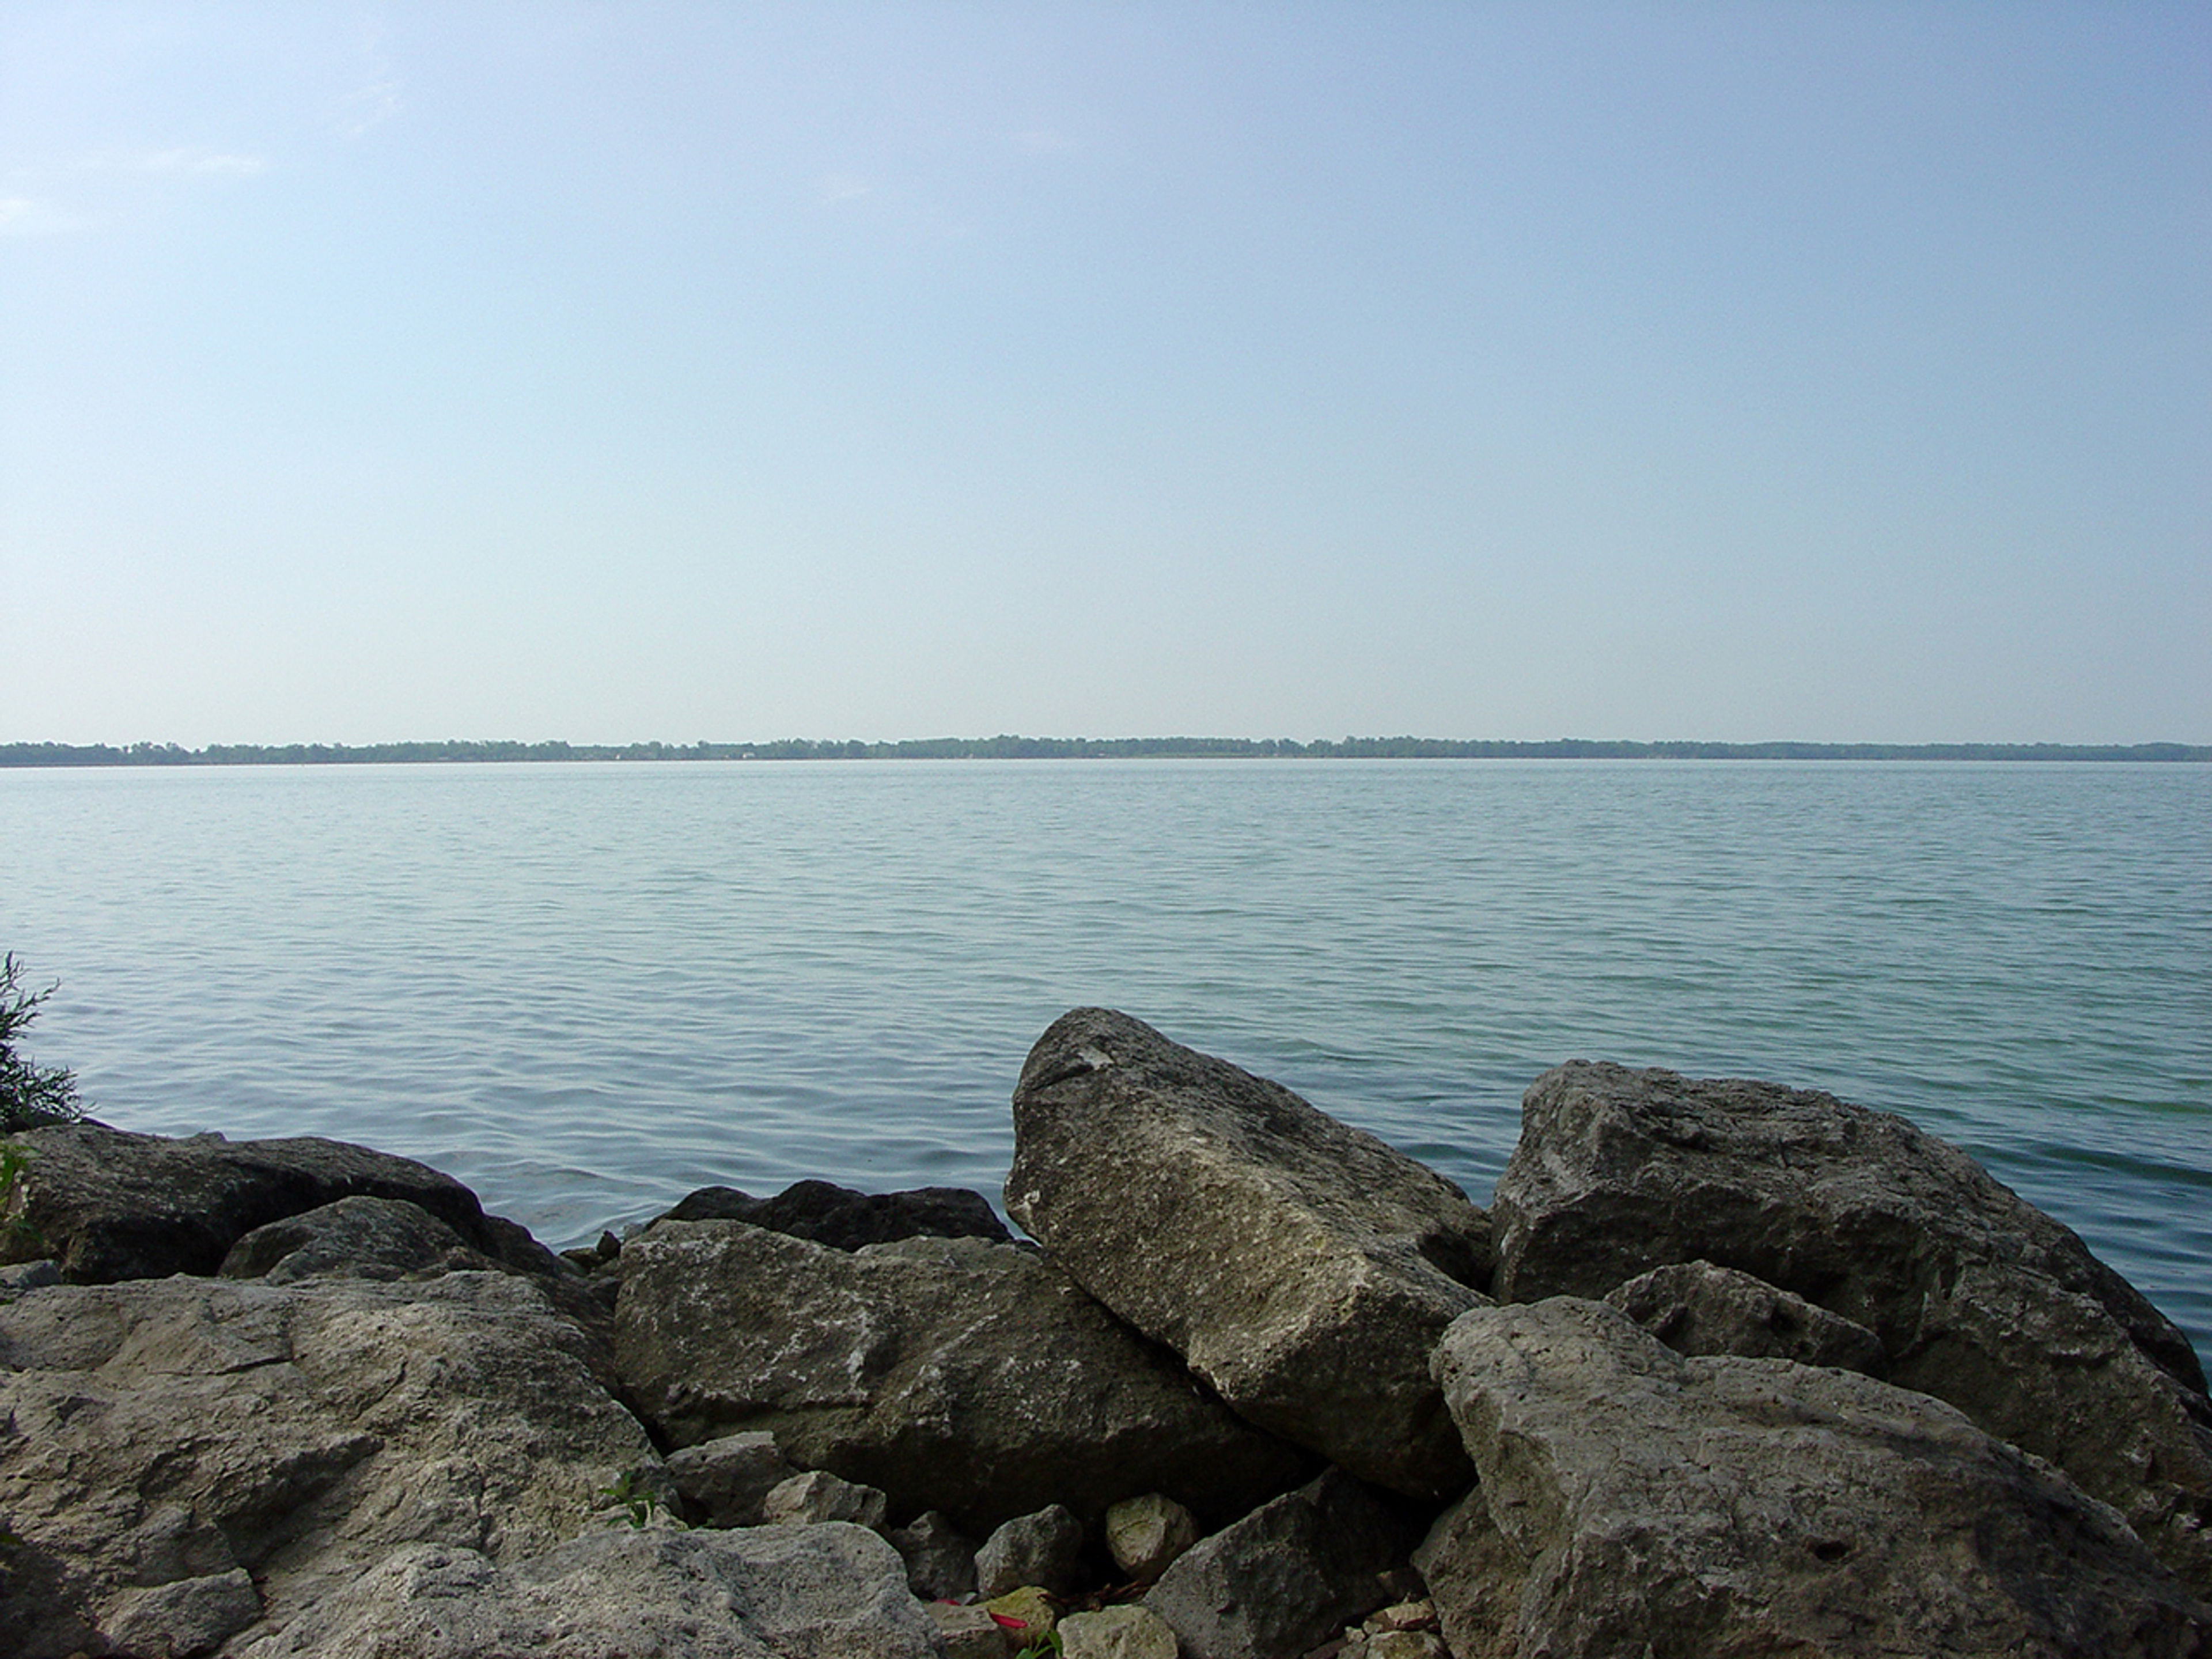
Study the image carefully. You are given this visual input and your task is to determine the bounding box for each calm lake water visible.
[5,760,2207,1362]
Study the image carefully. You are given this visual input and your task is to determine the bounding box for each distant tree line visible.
[1,737,2205,767]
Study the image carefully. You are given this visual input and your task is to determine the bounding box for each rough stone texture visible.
[100,1566,262,1658]
[1490,1062,2212,1595]
[1603,1257,1887,1373]
[227,1523,938,1658]
[888,1509,978,1600]
[219,1194,490,1283]
[1409,1491,1516,1659]
[976,1502,1084,1597]
[660,1177,1013,1249]
[0,1271,661,1659]
[666,1430,799,1527]
[1427,1297,2212,1659]
[929,1601,1008,1659]
[1006,1008,1494,1498]
[1144,1468,1422,1659]
[762,1468,892,1531]
[1106,1491,1200,1581]
[1060,1603,1181,1659]
[616,1218,1310,1535]
[985,1585,1059,1645]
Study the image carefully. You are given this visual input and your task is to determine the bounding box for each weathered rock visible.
[1490,1061,2212,1594]
[888,1509,978,1600]
[0,1271,661,1659]
[929,1600,1009,1659]
[1409,1491,1516,1659]
[1061,1603,1181,1659]
[1603,1257,1886,1372]
[616,1218,1310,1534]
[1427,1297,2212,1658]
[1144,1467,1421,1659]
[976,1502,1084,1597]
[1106,1491,1200,1581]
[1007,1008,1493,1498]
[666,1430,800,1527]
[660,1177,1013,1248]
[228,1523,938,1658]
[100,1566,262,1658]
[219,1193,490,1283]
[985,1584,1060,1646]
[762,1468,892,1530]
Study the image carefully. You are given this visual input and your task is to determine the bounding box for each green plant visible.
[1,1142,45,1257]
[1,955,83,1133]
[1012,1635,1063,1659]
[594,1469,662,1528]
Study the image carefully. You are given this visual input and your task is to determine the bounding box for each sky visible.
[2,2,2206,746]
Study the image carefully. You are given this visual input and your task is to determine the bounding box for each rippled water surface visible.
[6,760,2207,1361]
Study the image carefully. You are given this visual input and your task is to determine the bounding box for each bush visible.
[1,954,84,1132]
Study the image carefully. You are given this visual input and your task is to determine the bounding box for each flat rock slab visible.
[658,1177,1013,1249]
[1491,1060,2212,1596]
[0,1271,660,1659]
[1426,1298,2212,1658]
[227,1523,937,1658]
[615,1219,1310,1535]
[1006,1008,1493,1498]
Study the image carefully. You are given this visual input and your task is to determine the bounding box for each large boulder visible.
[226,1524,938,1658]
[1603,1258,1886,1373]
[218,1194,490,1283]
[1491,1061,2212,1595]
[1006,1009,1493,1498]
[658,1178,1013,1249]
[0,1271,663,1659]
[1425,1298,2211,1658]
[615,1218,1311,1536]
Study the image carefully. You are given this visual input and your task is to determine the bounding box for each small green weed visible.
[0,955,84,1134]
[594,1469,662,1528]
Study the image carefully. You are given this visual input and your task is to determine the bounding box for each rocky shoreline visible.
[4,1007,2209,1657]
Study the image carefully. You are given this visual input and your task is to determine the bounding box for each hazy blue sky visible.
[3,3,2206,744]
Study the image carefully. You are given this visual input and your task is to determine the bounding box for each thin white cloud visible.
[331,77,402,139]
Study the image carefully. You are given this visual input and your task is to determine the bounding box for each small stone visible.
[983,1585,1058,1647]
[1362,1599,1436,1634]
[1059,1602,1180,1658]
[929,1600,1007,1659]
[759,1469,889,1531]
[1364,1633,1444,1659]
[887,1510,977,1600]
[975,1503,1083,1597]
[665,1431,797,1527]
[1105,1491,1199,1581]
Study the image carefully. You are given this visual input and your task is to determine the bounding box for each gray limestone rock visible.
[1105,1491,1200,1581]
[1006,1008,1493,1498]
[1143,1468,1421,1659]
[1603,1257,1886,1372]
[666,1430,800,1527]
[887,1509,978,1600]
[762,1468,892,1530]
[0,1271,661,1659]
[227,1524,938,1658]
[615,1218,1310,1535]
[1490,1061,2212,1596]
[975,1502,1084,1597]
[219,1193,489,1283]
[1426,1297,2212,1658]
[660,1177,1013,1249]
[99,1567,262,1659]
[1060,1603,1181,1659]
[928,1601,1008,1659]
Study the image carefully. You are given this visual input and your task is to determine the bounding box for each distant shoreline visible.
[3,737,2207,766]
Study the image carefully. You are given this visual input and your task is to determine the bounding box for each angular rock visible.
[616,1219,1310,1535]
[660,1177,1013,1248]
[1427,1297,2212,1658]
[100,1567,262,1659]
[888,1509,978,1600]
[1409,1491,1517,1659]
[1060,1603,1181,1659]
[1490,1061,2212,1594]
[219,1194,489,1283]
[227,1524,937,1658]
[976,1502,1084,1597]
[762,1468,892,1530]
[1106,1491,1200,1581]
[666,1430,800,1527]
[1144,1468,1421,1659]
[0,1271,661,1659]
[1007,1008,1493,1498]
[985,1585,1059,1646]
[929,1600,1009,1659]
[1603,1257,1885,1372]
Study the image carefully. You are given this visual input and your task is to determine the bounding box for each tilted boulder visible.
[1006,1008,1493,1498]
[665,1430,800,1528]
[1143,1467,1422,1659]
[975,1502,1084,1597]
[887,1509,978,1600]
[615,1218,1311,1535]
[658,1177,1012,1248]
[0,1270,662,1659]
[219,1194,490,1283]
[1425,1298,2212,1658]
[226,1524,938,1659]
[1603,1258,1885,1373]
[1491,1061,2212,1596]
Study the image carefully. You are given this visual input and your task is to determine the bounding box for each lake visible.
[5,758,2207,1362]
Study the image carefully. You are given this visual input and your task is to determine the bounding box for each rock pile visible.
[2,1009,2206,1657]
